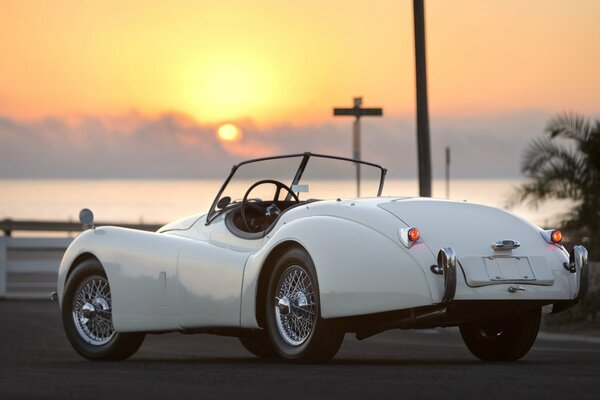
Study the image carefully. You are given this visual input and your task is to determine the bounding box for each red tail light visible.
[551,229,562,243]
[408,227,420,241]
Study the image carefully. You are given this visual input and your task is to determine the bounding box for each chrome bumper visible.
[438,244,589,304]
[436,247,457,304]
[571,245,589,302]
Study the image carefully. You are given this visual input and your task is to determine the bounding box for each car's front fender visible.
[58,227,191,331]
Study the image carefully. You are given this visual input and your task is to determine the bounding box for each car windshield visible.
[206,153,386,224]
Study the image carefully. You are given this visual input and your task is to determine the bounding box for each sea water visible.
[0,179,570,234]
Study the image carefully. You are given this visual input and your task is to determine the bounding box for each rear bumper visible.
[551,245,591,313]
[433,246,457,304]
[350,246,590,339]
[445,244,589,303]
[571,245,589,302]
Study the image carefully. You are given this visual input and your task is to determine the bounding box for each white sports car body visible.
[57,153,589,362]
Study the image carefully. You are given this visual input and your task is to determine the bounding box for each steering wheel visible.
[241,179,300,233]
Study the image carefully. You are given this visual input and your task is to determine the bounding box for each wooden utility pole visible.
[333,97,383,197]
[413,0,432,197]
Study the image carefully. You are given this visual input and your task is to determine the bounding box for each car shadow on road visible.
[47,356,554,368]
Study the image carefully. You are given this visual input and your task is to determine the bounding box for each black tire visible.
[239,331,278,359]
[265,247,345,363]
[62,259,145,361]
[459,308,541,361]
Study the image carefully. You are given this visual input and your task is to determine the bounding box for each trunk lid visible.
[378,198,556,287]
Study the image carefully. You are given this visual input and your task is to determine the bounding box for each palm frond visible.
[522,138,585,183]
[506,181,551,209]
[512,113,600,257]
[581,122,600,172]
[545,112,591,142]
[508,138,586,209]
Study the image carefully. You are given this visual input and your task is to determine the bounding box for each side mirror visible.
[217,196,232,210]
[79,208,95,229]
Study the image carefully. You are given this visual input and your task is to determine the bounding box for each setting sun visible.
[217,123,243,142]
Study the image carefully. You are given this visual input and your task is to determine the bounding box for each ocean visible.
[0,179,570,233]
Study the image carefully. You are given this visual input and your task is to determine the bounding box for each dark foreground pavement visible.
[1,301,599,399]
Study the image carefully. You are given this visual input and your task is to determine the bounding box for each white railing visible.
[0,220,161,299]
[0,237,72,299]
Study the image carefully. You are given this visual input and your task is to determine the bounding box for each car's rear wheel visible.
[459,308,541,361]
[238,331,277,358]
[265,247,344,363]
[62,259,145,361]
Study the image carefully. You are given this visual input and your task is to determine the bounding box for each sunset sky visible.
[1,0,599,179]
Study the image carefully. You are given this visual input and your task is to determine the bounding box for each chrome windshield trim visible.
[205,152,387,225]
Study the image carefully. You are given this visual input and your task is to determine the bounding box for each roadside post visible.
[0,236,7,298]
[333,97,383,197]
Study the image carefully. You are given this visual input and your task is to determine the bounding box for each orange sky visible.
[1,0,599,126]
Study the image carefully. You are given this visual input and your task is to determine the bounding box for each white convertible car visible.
[58,153,589,363]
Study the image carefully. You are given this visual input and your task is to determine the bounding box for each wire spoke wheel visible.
[265,248,344,363]
[62,260,145,361]
[274,265,316,346]
[72,275,115,346]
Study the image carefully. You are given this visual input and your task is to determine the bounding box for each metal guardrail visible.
[0,220,163,299]
[0,237,71,299]
[0,219,162,236]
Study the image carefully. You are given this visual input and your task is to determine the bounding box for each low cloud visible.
[0,110,565,179]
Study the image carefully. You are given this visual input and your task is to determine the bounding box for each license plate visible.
[483,256,535,281]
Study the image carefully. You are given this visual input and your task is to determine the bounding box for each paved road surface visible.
[1,300,599,399]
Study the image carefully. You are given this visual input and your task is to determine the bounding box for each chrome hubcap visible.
[72,276,115,346]
[277,296,291,315]
[274,266,316,346]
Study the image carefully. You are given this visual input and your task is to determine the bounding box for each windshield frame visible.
[205,152,387,225]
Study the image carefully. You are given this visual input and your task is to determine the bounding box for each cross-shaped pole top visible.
[333,97,383,119]
[333,97,383,197]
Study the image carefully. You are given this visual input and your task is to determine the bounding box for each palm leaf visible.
[508,138,586,208]
[545,112,591,142]
[510,113,599,259]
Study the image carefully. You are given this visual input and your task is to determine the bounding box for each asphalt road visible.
[1,301,599,399]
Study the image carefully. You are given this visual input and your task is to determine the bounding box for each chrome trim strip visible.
[540,229,559,244]
[572,245,589,302]
[437,247,457,304]
[491,240,520,250]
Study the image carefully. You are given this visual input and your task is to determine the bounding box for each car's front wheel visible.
[459,308,541,361]
[265,247,344,363]
[62,259,145,361]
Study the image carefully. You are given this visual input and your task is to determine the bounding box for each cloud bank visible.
[0,110,563,179]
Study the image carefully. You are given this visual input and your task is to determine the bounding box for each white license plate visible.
[483,256,535,281]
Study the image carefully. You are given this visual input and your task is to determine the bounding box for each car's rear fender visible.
[241,215,435,325]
